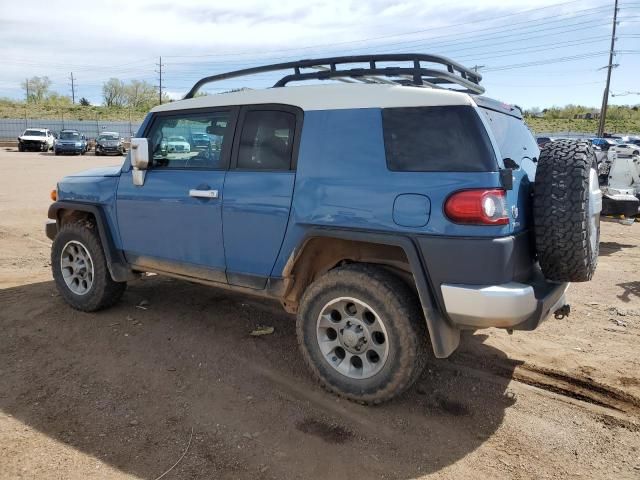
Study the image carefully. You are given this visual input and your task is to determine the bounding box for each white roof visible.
[151,83,473,113]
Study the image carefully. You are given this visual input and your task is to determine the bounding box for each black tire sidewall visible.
[51,223,123,311]
[297,266,427,402]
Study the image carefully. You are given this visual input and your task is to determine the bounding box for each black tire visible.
[95,150,101,156]
[18,144,24,152]
[297,264,429,404]
[51,222,126,311]
[633,150,639,156]
[533,139,600,282]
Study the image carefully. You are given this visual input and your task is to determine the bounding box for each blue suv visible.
[45,55,601,403]
[54,129,88,155]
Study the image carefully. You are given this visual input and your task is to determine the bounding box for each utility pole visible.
[70,72,76,104]
[156,56,165,105]
[597,0,619,138]
[25,78,30,102]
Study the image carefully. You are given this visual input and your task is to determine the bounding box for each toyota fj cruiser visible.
[45,54,601,403]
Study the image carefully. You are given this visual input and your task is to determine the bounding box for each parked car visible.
[45,54,600,404]
[166,135,191,153]
[191,132,212,149]
[590,138,618,179]
[18,128,54,152]
[95,131,125,156]
[613,139,640,157]
[54,130,88,155]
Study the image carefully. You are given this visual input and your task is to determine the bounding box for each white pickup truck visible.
[18,128,55,152]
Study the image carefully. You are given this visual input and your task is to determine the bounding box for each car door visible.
[116,108,237,283]
[222,105,301,289]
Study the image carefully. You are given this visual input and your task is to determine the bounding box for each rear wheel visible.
[52,222,126,311]
[297,264,428,404]
[533,139,601,282]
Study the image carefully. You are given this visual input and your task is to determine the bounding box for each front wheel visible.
[297,264,428,404]
[51,222,126,311]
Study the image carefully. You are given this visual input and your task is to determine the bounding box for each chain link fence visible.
[0,118,142,141]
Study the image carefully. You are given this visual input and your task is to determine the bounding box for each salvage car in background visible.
[54,130,88,156]
[95,132,125,156]
[18,128,55,152]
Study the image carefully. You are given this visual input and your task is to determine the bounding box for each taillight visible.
[445,189,509,225]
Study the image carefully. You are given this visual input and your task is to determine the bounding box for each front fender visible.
[48,201,135,282]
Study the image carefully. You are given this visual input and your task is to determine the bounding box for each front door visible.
[116,108,237,283]
[222,106,301,288]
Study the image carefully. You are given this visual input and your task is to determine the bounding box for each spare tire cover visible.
[533,140,601,282]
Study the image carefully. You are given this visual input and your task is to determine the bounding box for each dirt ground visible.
[0,149,639,480]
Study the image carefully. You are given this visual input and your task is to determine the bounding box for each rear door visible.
[222,105,301,289]
[116,108,237,282]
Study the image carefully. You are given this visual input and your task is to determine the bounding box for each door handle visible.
[189,189,219,199]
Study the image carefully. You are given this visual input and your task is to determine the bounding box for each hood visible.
[67,165,123,177]
[97,139,120,146]
[58,139,83,144]
[19,135,47,141]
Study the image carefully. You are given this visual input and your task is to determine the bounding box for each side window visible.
[148,111,231,169]
[382,106,497,172]
[236,110,295,170]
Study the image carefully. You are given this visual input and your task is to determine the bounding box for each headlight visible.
[75,142,82,147]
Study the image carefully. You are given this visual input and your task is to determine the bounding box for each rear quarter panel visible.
[272,108,510,275]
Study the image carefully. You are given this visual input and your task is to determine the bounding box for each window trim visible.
[229,104,304,172]
[142,106,240,171]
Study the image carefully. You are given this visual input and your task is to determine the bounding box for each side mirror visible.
[593,145,602,151]
[130,138,149,186]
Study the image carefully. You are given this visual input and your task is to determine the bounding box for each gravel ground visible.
[0,150,639,480]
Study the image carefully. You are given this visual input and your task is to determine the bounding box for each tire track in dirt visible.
[451,353,640,418]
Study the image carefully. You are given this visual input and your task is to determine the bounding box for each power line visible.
[598,0,619,137]
[161,0,597,59]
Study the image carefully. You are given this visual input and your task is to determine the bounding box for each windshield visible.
[98,134,119,141]
[60,131,80,140]
[23,130,45,136]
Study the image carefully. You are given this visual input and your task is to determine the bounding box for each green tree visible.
[102,78,127,107]
[124,80,157,109]
[79,97,90,106]
[21,76,52,103]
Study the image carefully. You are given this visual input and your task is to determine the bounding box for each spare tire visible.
[533,139,601,282]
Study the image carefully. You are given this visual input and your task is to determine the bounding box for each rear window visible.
[480,108,538,161]
[382,106,496,172]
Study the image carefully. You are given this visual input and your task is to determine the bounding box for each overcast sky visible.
[1,0,638,108]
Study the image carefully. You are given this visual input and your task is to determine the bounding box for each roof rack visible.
[184,53,484,99]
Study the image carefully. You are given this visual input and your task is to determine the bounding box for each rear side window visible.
[237,110,295,170]
[481,108,538,161]
[382,106,496,172]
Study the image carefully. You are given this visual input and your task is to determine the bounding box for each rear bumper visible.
[441,276,568,330]
[416,231,569,331]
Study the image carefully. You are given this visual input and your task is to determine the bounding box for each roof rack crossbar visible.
[274,67,482,92]
[184,53,484,98]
